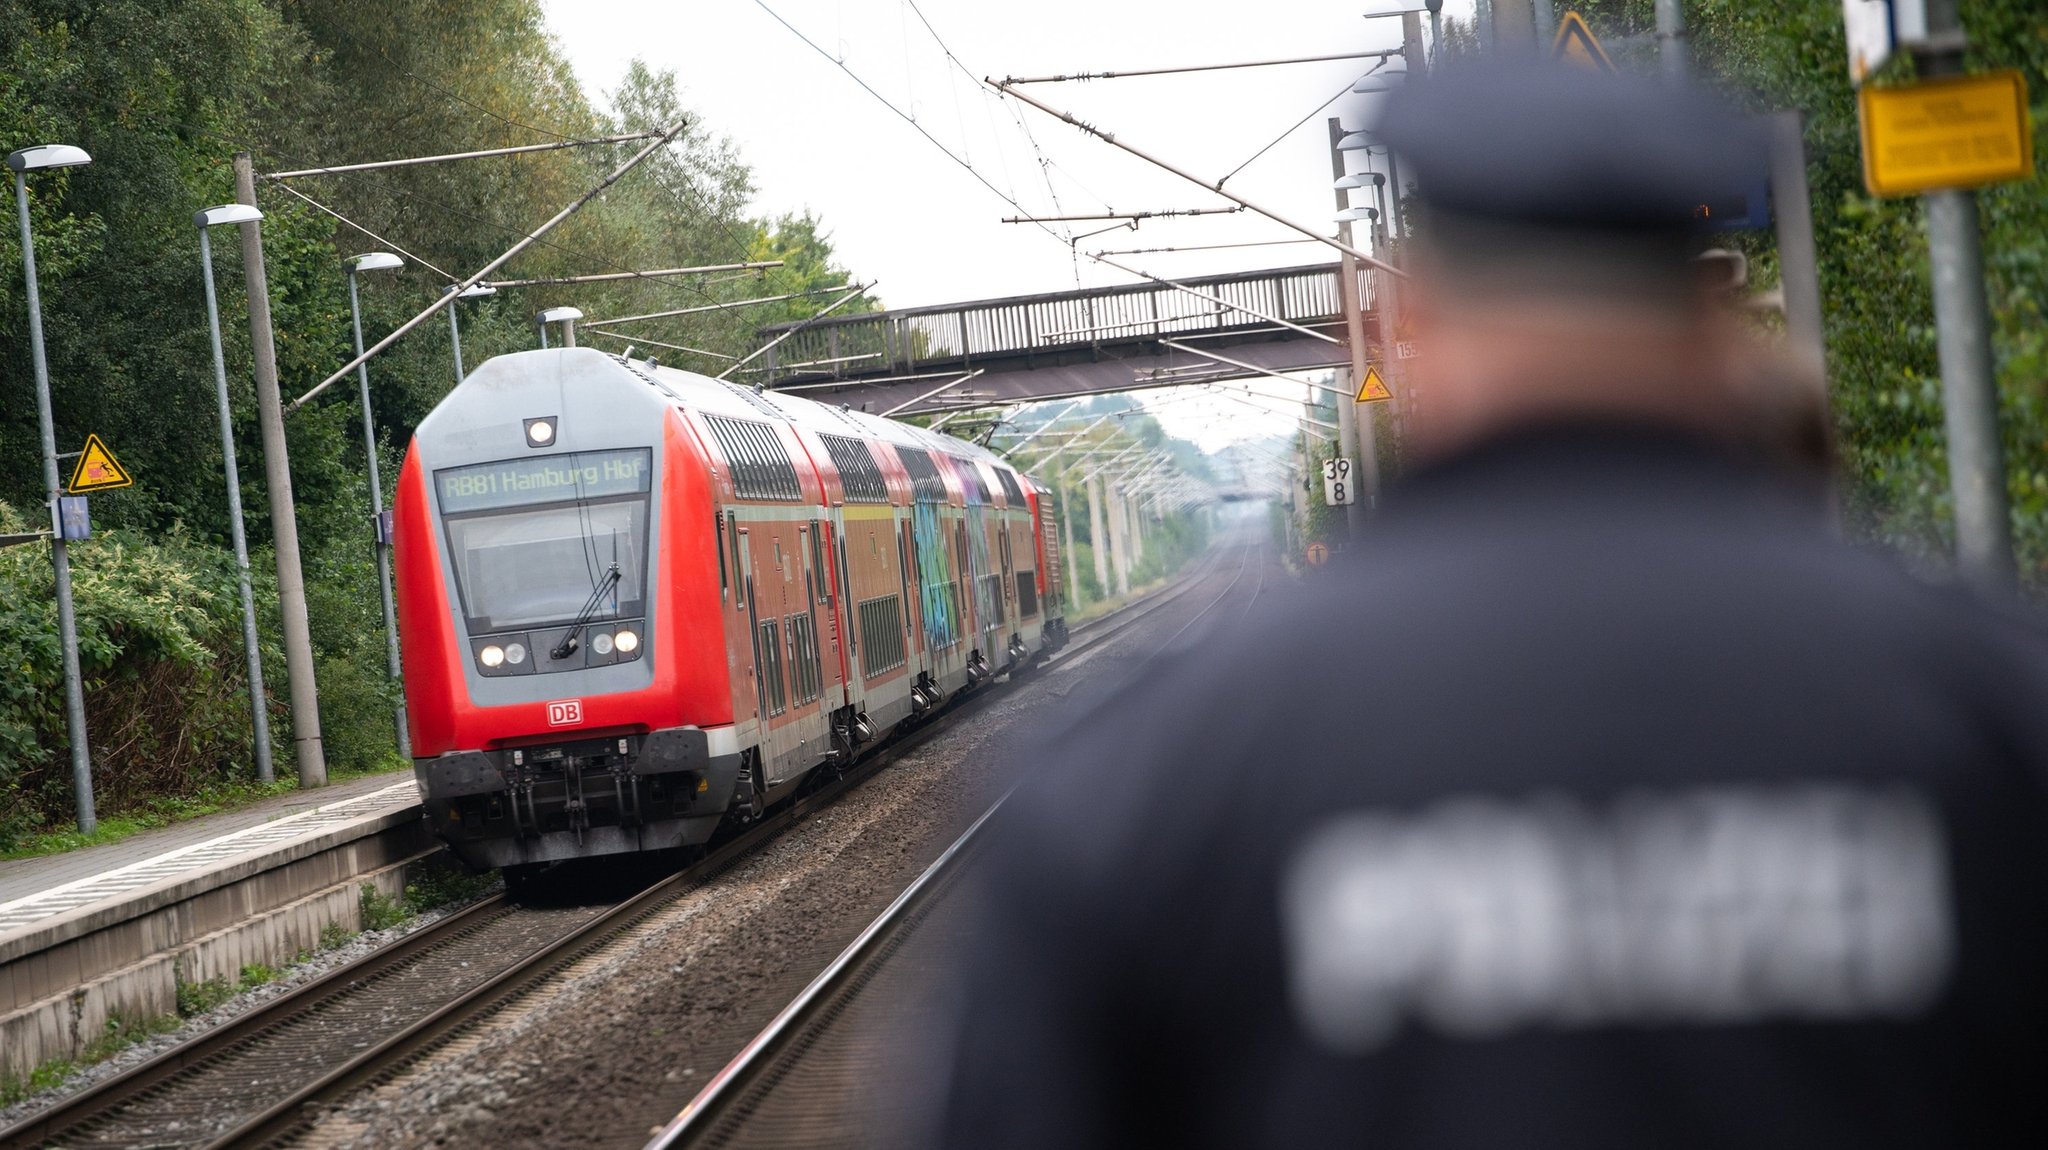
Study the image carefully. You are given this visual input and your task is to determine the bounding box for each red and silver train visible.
[394,348,1067,877]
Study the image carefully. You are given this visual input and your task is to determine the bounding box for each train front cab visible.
[398,351,742,872]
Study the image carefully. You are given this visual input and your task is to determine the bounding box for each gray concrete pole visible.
[1061,479,1080,609]
[1530,0,1554,44]
[1328,118,1380,523]
[349,270,411,759]
[1485,0,1532,54]
[234,152,326,786]
[198,225,275,783]
[14,170,94,832]
[1108,482,1132,596]
[1768,112,1827,380]
[1911,4,2013,590]
[448,295,467,384]
[1088,474,1110,597]
[1654,0,1689,81]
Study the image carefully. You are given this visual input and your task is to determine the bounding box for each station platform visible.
[0,768,416,914]
[0,769,435,1080]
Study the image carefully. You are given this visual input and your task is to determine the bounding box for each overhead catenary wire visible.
[582,329,741,360]
[263,131,665,180]
[1090,238,1324,257]
[266,181,459,281]
[1216,65,1386,189]
[583,284,851,328]
[999,48,1400,85]
[990,80,1401,276]
[715,283,876,380]
[484,261,783,289]
[288,122,690,411]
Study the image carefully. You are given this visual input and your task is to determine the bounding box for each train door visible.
[809,518,850,708]
[737,528,766,726]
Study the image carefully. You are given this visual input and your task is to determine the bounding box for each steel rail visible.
[0,557,1220,1150]
[644,540,1258,1148]
[645,789,1007,1150]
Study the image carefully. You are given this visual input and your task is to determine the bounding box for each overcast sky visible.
[540,1,1465,450]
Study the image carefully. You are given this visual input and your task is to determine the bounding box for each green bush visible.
[0,502,280,848]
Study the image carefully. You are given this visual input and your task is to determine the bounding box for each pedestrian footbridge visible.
[748,262,1371,416]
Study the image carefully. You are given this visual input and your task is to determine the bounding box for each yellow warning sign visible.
[1858,71,2033,198]
[66,434,132,494]
[1552,11,1614,74]
[1306,541,1330,567]
[1356,365,1393,404]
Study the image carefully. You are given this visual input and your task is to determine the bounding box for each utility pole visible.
[1655,0,1690,80]
[1061,478,1080,608]
[1490,0,1535,54]
[1088,474,1110,597]
[1107,480,1132,596]
[234,152,327,787]
[1329,119,1379,526]
[1914,2,2013,589]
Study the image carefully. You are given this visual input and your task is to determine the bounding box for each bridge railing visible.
[753,262,1365,383]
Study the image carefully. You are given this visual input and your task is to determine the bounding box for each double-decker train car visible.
[393,348,1067,878]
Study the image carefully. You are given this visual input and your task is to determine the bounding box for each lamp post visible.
[10,144,97,832]
[536,305,583,349]
[346,252,410,760]
[195,205,277,783]
[445,282,497,383]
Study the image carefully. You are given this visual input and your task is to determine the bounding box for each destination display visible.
[436,448,651,515]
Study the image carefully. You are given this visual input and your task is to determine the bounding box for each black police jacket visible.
[935,425,2048,1149]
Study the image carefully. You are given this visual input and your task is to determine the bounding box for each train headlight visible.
[504,642,528,665]
[591,632,614,656]
[479,645,505,668]
[524,417,556,447]
[614,629,640,654]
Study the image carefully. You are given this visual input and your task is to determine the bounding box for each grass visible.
[0,1010,183,1107]
[0,866,482,1111]
[0,760,411,862]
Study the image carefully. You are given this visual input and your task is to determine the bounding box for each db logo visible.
[546,699,583,727]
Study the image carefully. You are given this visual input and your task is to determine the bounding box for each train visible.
[393,347,1069,881]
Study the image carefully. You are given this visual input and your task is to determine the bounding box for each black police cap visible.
[1374,59,1768,233]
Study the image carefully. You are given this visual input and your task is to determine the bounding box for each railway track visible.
[646,536,1271,1148]
[0,552,1230,1150]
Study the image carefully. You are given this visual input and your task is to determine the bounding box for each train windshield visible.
[435,449,653,633]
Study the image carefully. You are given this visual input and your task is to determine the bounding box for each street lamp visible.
[445,282,497,383]
[196,203,276,784]
[536,305,583,349]
[9,143,98,832]
[345,252,409,760]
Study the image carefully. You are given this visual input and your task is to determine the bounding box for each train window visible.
[819,434,889,503]
[703,414,802,501]
[943,457,989,505]
[857,595,906,677]
[758,618,787,716]
[715,510,728,598]
[728,516,743,604]
[788,612,821,705]
[995,467,1026,506]
[434,449,653,635]
[895,448,946,504]
[810,521,830,604]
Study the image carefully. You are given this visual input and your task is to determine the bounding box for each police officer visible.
[930,60,2048,1148]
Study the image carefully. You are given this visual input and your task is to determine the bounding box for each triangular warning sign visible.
[67,433,133,493]
[1552,11,1615,74]
[1356,365,1393,403]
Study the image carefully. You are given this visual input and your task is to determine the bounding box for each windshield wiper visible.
[551,562,621,660]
